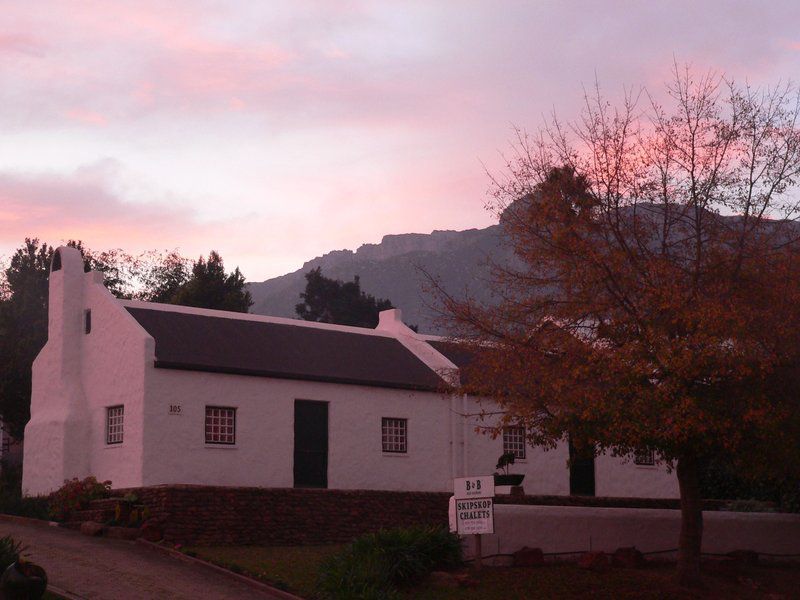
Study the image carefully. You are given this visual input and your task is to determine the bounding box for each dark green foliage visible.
[296,267,406,329]
[137,251,190,303]
[495,452,516,475]
[700,457,800,512]
[0,239,55,438]
[169,251,252,313]
[0,462,49,520]
[316,525,462,599]
[0,536,25,572]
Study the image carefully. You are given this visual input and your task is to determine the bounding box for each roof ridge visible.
[119,299,399,338]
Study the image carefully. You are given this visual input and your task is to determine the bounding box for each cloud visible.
[2,1,800,283]
[3,1,799,135]
[0,33,44,56]
[0,167,197,249]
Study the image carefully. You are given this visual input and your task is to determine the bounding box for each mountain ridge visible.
[247,224,510,334]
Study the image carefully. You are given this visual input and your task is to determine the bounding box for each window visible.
[503,426,526,459]
[205,406,236,444]
[634,449,655,466]
[106,406,124,444]
[84,309,92,334]
[382,417,407,453]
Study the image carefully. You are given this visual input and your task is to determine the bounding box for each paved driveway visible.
[0,519,289,599]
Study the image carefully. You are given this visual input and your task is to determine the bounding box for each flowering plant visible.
[48,476,112,521]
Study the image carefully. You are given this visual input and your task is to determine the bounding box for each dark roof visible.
[427,340,476,385]
[426,340,474,369]
[126,307,444,391]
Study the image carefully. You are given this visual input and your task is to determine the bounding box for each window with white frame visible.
[382,417,407,453]
[634,449,655,466]
[503,426,526,459]
[205,406,236,444]
[106,405,124,445]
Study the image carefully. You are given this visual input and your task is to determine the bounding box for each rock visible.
[429,571,459,589]
[513,546,545,567]
[80,521,105,537]
[612,547,646,568]
[106,526,140,541]
[727,550,759,566]
[578,551,610,571]
[139,522,164,542]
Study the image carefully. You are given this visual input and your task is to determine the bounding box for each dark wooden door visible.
[569,439,596,496]
[294,400,328,488]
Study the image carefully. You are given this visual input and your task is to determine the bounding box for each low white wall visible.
[463,504,800,560]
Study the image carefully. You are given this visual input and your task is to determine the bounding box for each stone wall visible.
[115,485,450,545]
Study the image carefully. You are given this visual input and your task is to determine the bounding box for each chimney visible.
[377,308,410,335]
[48,246,86,379]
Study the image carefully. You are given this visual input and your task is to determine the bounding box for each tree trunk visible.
[676,452,703,587]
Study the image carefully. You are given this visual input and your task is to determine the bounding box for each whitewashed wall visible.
[141,368,455,491]
[22,255,678,498]
[23,248,92,496]
[81,280,153,490]
[22,247,154,496]
[461,397,678,498]
[463,504,800,560]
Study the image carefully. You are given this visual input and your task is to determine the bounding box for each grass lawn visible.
[407,562,800,599]
[184,544,342,598]
[184,545,800,599]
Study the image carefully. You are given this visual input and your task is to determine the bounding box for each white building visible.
[22,246,677,498]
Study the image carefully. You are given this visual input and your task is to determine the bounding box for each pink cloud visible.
[0,33,44,56]
[0,170,194,248]
[65,108,108,126]
[0,166,349,280]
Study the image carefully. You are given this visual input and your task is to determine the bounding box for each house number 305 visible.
[169,405,182,415]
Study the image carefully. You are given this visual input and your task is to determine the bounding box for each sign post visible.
[453,476,495,570]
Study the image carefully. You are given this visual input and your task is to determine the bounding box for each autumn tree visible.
[436,68,800,585]
[295,267,395,328]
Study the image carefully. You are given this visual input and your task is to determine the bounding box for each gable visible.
[126,307,445,391]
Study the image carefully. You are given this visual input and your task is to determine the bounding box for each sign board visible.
[453,476,495,500]
[455,497,494,534]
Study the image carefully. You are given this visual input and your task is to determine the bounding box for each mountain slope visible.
[247,225,511,334]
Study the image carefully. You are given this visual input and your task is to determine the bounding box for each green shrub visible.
[0,490,50,520]
[722,499,777,513]
[0,462,50,520]
[48,476,111,521]
[0,536,26,571]
[317,525,462,599]
[700,457,800,513]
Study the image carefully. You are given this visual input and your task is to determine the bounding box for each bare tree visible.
[435,66,800,585]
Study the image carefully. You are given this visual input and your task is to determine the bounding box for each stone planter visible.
[0,561,47,600]
[494,474,525,487]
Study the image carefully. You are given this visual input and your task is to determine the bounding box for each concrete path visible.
[0,519,289,599]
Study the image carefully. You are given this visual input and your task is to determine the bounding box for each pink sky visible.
[1,1,799,281]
